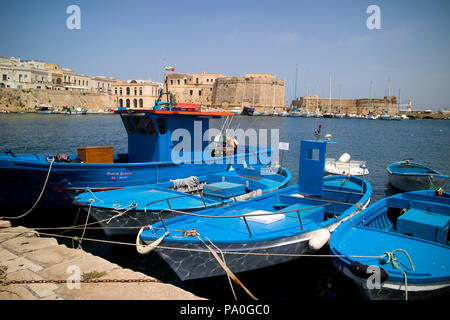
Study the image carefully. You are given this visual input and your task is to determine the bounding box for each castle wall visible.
[212,75,285,112]
[292,95,399,115]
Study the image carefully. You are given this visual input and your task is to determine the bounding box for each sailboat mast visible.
[306,80,309,111]
[294,64,298,109]
[339,85,341,113]
[328,74,331,113]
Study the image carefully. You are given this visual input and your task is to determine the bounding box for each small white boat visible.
[325,153,369,176]
[289,111,301,117]
[36,104,53,114]
[280,111,289,117]
[230,107,241,115]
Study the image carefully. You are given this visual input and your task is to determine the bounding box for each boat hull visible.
[146,195,370,281]
[333,258,450,300]
[0,150,269,209]
[388,172,448,192]
[149,230,313,281]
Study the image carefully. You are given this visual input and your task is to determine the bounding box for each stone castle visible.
[292,95,399,115]
[165,72,286,112]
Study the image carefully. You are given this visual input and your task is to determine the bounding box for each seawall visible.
[0,88,114,112]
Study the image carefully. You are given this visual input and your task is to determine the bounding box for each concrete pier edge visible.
[0,220,204,300]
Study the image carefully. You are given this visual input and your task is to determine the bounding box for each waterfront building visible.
[112,80,162,109]
[0,57,52,89]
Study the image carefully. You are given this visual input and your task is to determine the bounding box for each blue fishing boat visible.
[330,190,450,300]
[74,165,291,236]
[0,90,272,210]
[137,128,372,281]
[387,159,448,192]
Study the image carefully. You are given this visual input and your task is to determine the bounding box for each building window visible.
[119,87,122,95]
[177,80,180,85]
[139,87,142,95]
[199,90,202,96]
[196,78,199,84]
[170,80,173,85]
[126,87,130,95]
[133,99,137,108]
[206,79,209,83]
[2,75,6,81]
[184,79,187,85]
[139,98,143,108]
[115,88,117,95]
[86,81,88,86]
[134,87,137,95]
[190,90,193,96]
[119,98,123,107]
[126,99,130,108]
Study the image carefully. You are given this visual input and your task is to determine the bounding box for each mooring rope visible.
[380,249,415,300]
[0,157,54,220]
[427,173,445,195]
[11,229,383,259]
[77,200,93,249]
[195,234,258,300]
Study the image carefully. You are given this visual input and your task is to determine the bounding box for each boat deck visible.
[333,225,450,283]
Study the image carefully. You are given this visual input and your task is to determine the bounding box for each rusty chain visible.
[1,278,162,286]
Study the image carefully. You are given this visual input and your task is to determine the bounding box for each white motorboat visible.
[325,153,369,176]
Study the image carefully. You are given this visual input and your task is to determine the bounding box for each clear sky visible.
[1,0,449,110]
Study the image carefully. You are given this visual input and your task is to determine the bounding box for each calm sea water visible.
[1,113,449,300]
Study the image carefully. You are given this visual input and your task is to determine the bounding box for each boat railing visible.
[153,203,333,238]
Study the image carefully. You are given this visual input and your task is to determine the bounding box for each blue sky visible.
[1,0,449,110]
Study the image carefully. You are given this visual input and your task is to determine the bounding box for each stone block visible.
[2,236,58,254]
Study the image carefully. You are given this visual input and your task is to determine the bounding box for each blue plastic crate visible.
[397,208,450,244]
[203,182,246,201]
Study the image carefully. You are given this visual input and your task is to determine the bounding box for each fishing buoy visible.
[308,229,331,251]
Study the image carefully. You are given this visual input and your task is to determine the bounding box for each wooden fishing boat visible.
[74,166,291,236]
[330,190,450,300]
[387,160,448,192]
[137,129,372,281]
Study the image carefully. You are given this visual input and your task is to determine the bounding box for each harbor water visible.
[1,113,449,300]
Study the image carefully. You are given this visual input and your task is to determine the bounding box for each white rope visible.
[4,228,382,260]
[0,157,54,220]
[106,202,137,224]
[195,234,258,300]
[204,236,237,300]
[77,201,93,249]
[171,176,200,190]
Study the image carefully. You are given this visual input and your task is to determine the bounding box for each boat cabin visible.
[116,91,233,163]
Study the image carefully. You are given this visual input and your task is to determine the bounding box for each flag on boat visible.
[165,66,175,71]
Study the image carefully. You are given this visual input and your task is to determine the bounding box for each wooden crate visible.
[77,146,113,163]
